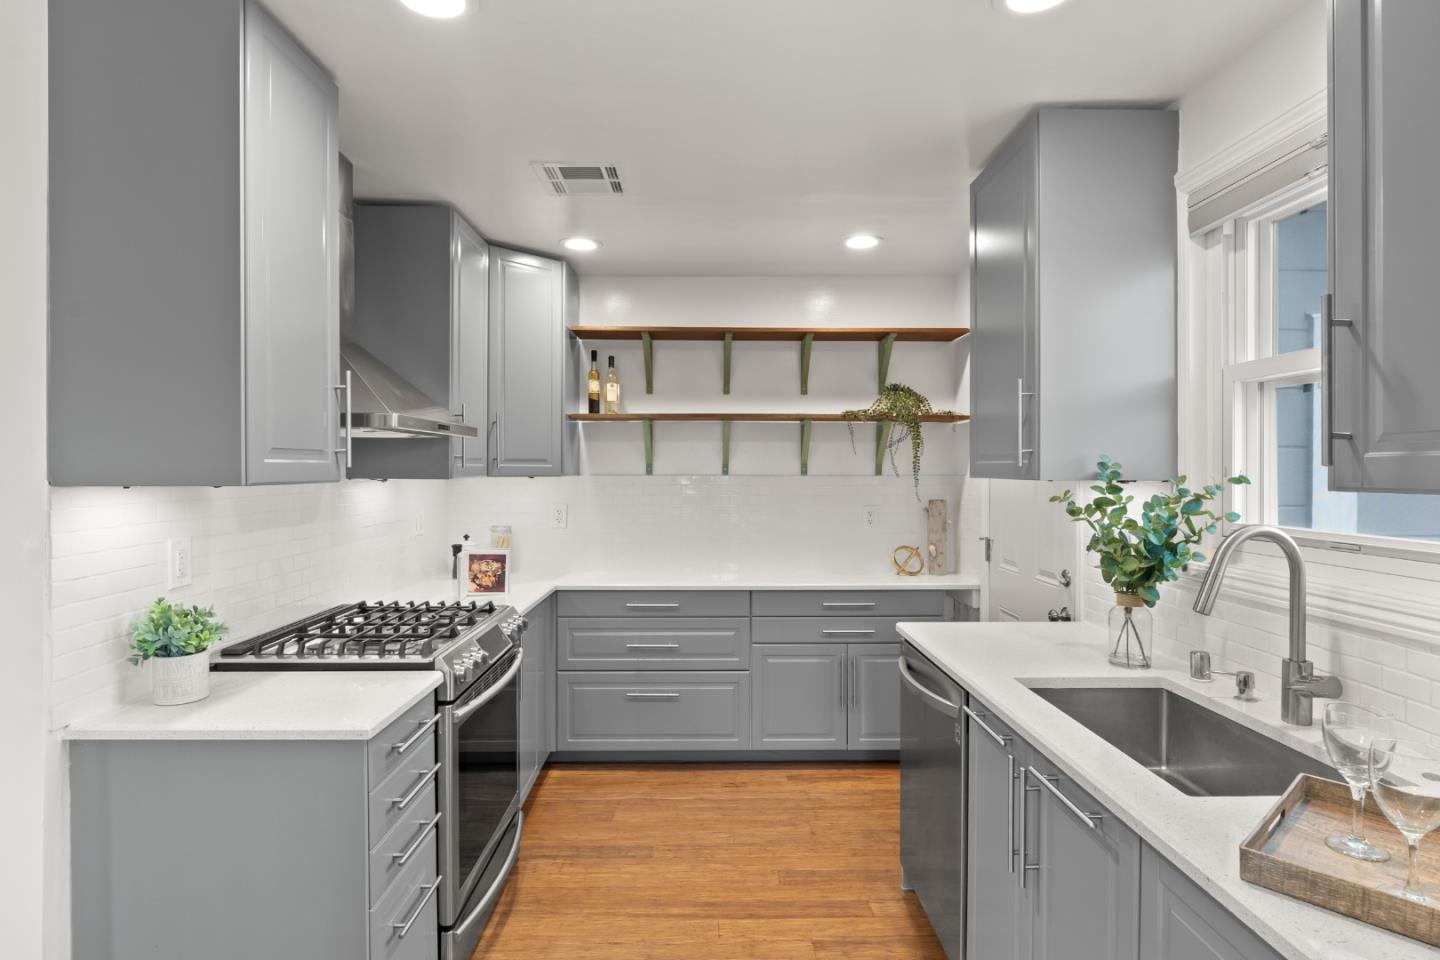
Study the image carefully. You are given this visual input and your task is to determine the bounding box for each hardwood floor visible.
[471,762,946,960]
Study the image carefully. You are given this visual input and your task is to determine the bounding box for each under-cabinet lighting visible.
[399,0,467,19]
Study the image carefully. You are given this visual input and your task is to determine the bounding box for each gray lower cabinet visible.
[70,700,440,960]
[1139,846,1283,960]
[1327,0,1440,492]
[488,246,580,477]
[558,617,751,670]
[520,596,555,802]
[557,671,751,751]
[49,0,343,486]
[752,643,848,749]
[849,643,903,748]
[965,703,1025,960]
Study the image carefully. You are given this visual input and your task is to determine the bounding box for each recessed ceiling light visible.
[845,234,882,251]
[563,237,601,253]
[1003,0,1067,13]
[399,0,467,19]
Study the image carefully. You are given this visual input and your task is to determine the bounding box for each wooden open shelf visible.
[569,412,969,423]
[569,325,969,342]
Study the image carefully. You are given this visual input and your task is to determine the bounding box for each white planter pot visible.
[149,650,212,706]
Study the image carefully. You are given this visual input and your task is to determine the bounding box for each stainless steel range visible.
[217,599,528,960]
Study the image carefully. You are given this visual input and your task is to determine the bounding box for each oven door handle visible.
[453,648,525,724]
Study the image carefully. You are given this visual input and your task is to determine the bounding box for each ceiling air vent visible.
[532,162,625,197]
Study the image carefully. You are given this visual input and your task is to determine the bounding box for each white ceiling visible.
[268,0,1309,276]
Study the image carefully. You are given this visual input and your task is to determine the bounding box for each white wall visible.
[0,2,57,957]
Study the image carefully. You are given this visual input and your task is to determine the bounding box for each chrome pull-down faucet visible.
[1192,524,1342,726]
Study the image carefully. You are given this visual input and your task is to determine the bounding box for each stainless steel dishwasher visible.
[898,642,966,960]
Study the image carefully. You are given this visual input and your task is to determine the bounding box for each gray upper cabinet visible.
[347,205,488,480]
[969,108,1178,481]
[488,247,581,477]
[1139,844,1283,960]
[752,643,848,750]
[1327,1,1440,492]
[49,0,342,486]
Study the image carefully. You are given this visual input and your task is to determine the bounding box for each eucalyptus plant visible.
[844,383,955,498]
[129,598,227,664]
[1050,455,1250,607]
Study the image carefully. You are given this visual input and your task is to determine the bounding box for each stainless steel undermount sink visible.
[1030,686,1338,798]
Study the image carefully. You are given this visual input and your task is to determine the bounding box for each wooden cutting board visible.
[1240,774,1440,946]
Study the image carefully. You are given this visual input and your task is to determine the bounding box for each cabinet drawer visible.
[368,698,439,790]
[558,617,750,670]
[369,732,439,843]
[557,590,750,618]
[369,828,440,960]
[369,781,439,906]
[557,671,751,751]
[752,616,940,645]
[750,590,945,617]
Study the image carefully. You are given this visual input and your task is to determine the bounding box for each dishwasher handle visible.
[897,656,960,718]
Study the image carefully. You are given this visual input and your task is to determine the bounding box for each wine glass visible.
[1321,702,1394,862]
[1368,738,1440,904]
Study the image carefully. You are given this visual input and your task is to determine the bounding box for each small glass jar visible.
[489,525,512,549]
[1108,593,1152,669]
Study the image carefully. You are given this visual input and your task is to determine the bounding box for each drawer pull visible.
[1028,766,1103,830]
[392,811,442,865]
[392,875,442,938]
[962,705,1013,747]
[821,628,876,636]
[821,601,876,608]
[391,714,440,755]
[390,762,441,810]
[625,692,680,700]
[625,642,682,649]
[625,602,681,609]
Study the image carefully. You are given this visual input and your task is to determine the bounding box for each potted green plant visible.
[129,599,227,705]
[1051,455,1249,668]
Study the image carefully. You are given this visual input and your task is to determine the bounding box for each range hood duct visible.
[340,341,478,440]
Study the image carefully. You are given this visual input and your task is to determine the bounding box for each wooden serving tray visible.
[1240,774,1440,946]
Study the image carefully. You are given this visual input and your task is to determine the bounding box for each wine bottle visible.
[587,350,600,414]
[604,355,621,414]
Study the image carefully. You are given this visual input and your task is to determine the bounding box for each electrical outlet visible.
[862,505,879,529]
[167,537,192,589]
[551,504,568,529]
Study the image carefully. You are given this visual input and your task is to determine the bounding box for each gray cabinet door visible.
[965,706,1024,960]
[1328,1,1440,492]
[488,247,565,476]
[519,597,553,801]
[969,117,1037,481]
[242,1,342,485]
[848,643,901,750]
[1025,761,1140,960]
[453,218,490,476]
[752,643,847,750]
[557,671,750,751]
[1139,845,1282,960]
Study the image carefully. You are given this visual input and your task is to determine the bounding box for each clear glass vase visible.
[1108,594,1152,669]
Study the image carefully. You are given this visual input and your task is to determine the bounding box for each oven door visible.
[438,647,522,930]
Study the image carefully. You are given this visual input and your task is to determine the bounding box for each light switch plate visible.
[166,537,192,589]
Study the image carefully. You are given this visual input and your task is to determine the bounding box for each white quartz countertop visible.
[63,671,441,742]
[897,620,1432,960]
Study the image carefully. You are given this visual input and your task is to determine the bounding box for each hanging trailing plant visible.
[844,383,955,498]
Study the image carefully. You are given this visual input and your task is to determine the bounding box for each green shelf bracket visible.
[721,419,732,475]
[874,420,892,476]
[800,418,813,476]
[722,332,733,395]
[800,333,815,395]
[641,332,655,394]
[643,418,654,475]
[877,332,897,392]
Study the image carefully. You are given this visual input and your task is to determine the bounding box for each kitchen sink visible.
[1030,686,1338,797]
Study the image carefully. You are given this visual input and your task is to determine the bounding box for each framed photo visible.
[462,548,510,599]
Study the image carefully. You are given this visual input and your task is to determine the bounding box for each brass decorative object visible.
[892,545,924,576]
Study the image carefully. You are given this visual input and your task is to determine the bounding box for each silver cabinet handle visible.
[625,642,681,649]
[962,705,1012,748]
[1029,765,1103,831]
[839,657,846,707]
[1020,767,1040,888]
[1016,378,1035,468]
[626,691,679,700]
[1008,753,1018,875]
[850,655,857,707]
[392,876,442,938]
[392,811,442,865]
[625,602,681,609]
[392,714,441,755]
[488,415,498,469]
[390,763,441,810]
[455,401,467,465]
[821,601,875,609]
[331,370,353,469]
[897,656,959,718]
[454,648,524,723]
[821,628,876,636]
[1321,292,1355,467]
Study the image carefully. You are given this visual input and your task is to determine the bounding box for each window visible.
[1217,182,1440,548]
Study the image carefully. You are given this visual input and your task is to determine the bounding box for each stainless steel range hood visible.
[341,341,478,440]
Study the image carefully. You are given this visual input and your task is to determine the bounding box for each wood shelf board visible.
[569,325,969,343]
[569,412,970,423]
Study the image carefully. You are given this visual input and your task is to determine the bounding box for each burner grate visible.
[223,600,497,661]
